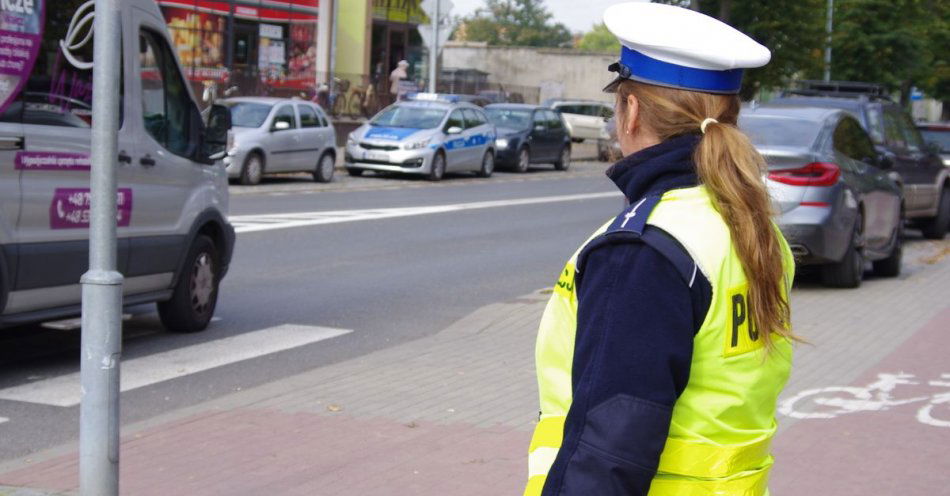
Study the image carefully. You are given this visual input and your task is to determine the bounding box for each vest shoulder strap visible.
[577,195,699,288]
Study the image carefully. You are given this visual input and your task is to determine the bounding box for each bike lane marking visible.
[771,304,950,494]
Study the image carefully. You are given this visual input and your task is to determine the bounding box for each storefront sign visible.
[0,0,44,114]
[373,0,429,24]
[259,23,282,40]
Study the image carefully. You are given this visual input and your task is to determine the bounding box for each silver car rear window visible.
[739,115,821,149]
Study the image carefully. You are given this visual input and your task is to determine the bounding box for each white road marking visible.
[0,324,352,407]
[230,191,621,234]
[0,417,8,425]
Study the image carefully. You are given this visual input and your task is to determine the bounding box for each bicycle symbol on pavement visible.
[779,372,950,428]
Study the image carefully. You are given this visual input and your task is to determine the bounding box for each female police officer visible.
[524,3,798,495]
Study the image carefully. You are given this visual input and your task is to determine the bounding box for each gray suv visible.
[773,81,950,239]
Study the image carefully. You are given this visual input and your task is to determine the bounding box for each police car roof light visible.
[406,92,461,103]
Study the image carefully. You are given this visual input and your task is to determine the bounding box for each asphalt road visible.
[0,158,623,461]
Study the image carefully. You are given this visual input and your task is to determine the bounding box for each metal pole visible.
[428,1,439,92]
[80,0,123,494]
[823,0,833,81]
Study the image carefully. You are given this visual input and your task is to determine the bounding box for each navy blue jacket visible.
[541,135,713,495]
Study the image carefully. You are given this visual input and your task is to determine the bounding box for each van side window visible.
[140,30,196,158]
[3,0,123,127]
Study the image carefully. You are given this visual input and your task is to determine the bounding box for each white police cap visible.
[603,2,770,94]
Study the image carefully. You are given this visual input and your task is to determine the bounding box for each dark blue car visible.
[485,104,572,172]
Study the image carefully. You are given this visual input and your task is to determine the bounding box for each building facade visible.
[158,0,332,99]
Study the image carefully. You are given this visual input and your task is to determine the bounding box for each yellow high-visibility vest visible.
[525,185,795,496]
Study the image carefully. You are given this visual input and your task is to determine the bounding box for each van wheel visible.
[477,150,494,178]
[314,152,335,183]
[158,235,219,333]
[821,214,864,288]
[240,153,263,186]
[555,146,571,171]
[920,187,949,240]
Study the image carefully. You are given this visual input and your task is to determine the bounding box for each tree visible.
[577,23,620,53]
[831,0,949,106]
[453,0,573,48]
[654,0,826,99]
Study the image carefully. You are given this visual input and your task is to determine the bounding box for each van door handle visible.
[118,151,132,164]
[0,136,24,150]
[140,155,156,167]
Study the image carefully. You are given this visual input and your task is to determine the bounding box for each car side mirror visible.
[201,104,231,163]
[878,152,895,169]
[273,120,291,131]
[446,126,463,135]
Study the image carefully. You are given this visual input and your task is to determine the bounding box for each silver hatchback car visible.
[222,97,337,185]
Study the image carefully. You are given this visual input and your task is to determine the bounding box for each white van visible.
[0,0,235,332]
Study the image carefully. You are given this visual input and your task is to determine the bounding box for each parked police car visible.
[344,94,496,181]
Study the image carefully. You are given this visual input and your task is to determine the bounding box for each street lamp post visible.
[823,0,833,81]
[80,0,123,494]
[428,1,440,93]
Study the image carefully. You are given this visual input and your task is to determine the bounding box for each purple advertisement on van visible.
[0,0,44,114]
[49,187,133,229]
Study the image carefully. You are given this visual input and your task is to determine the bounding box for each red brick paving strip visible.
[771,305,950,495]
[0,409,530,495]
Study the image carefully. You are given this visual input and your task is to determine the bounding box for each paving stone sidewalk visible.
[0,238,948,495]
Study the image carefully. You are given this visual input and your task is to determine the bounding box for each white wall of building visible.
[441,42,617,104]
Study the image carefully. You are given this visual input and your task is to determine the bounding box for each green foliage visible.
[833,0,948,103]
[454,0,573,48]
[577,23,621,54]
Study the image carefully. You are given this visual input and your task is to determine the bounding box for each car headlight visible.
[495,138,509,149]
[346,133,356,146]
[405,137,431,150]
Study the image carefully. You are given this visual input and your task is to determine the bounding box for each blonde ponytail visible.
[616,81,796,347]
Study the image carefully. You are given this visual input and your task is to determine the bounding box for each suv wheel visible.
[920,187,949,240]
[313,152,335,183]
[158,235,219,333]
[240,152,263,186]
[821,213,865,288]
[873,211,903,278]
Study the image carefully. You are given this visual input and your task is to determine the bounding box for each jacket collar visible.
[606,134,700,202]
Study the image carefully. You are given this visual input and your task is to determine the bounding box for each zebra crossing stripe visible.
[229,192,621,234]
[0,324,352,407]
